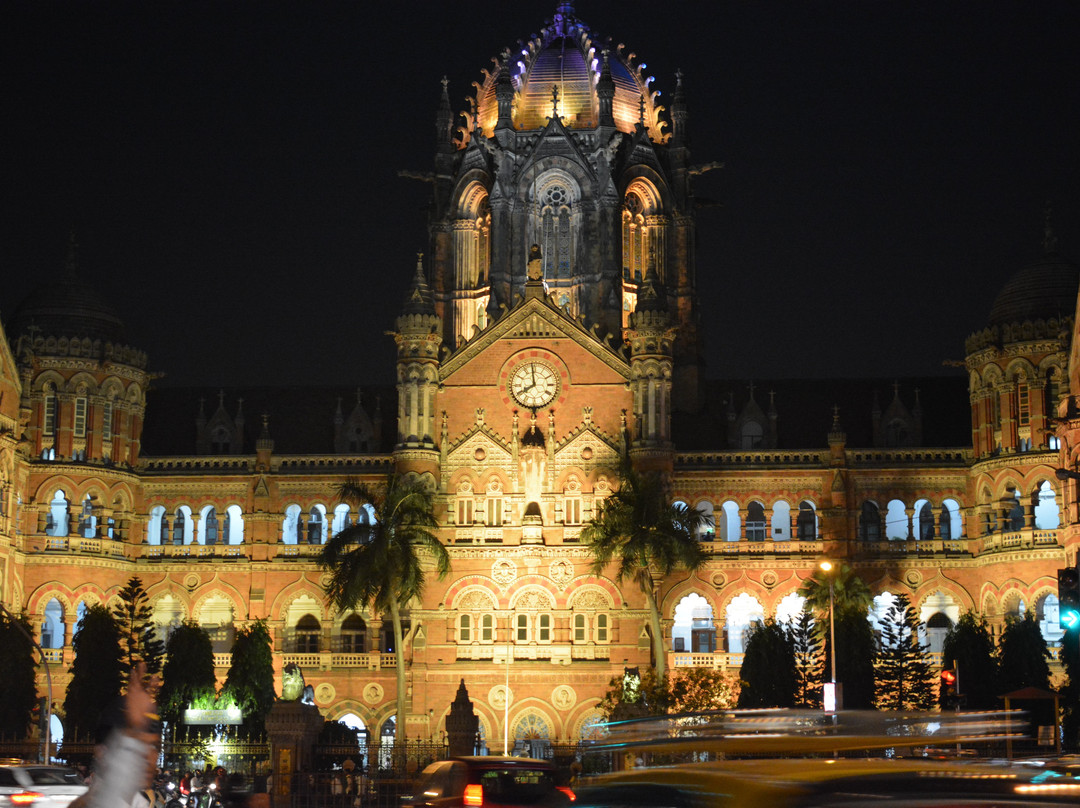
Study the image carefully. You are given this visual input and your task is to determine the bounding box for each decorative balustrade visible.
[847,447,971,465]
[142,543,248,560]
[857,539,969,556]
[141,456,254,473]
[702,539,824,556]
[42,648,63,664]
[213,653,232,668]
[677,450,826,468]
[671,651,744,669]
[275,455,393,472]
[34,535,127,558]
[276,544,324,559]
[979,529,1060,554]
[455,644,608,662]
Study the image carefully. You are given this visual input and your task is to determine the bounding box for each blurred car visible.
[572,757,1080,808]
[0,764,87,808]
[401,757,571,808]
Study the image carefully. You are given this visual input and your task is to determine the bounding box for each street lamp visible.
[818,560,841,712]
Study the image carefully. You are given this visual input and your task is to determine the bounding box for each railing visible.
[857,539,969,556]
[978,529,1060,554]
[276,544,324,559]
[277,652,398,669]
[143,543,248,559]
[702,539,823,555]
[42,648,64,664]
[141,455,255,473]
[213,653,233,668]
[677,450,826,467]
[671,651,744,669]
[275,455,393,472]
[33,535,127,558]
[847,447,971,465]
[454,644,610,662]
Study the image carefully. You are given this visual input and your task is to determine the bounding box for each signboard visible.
[183,706,243,725]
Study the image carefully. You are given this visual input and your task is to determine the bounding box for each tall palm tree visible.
[580,465,708,679]
[319,474,450,734]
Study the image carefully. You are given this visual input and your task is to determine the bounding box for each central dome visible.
[472,2,665,139]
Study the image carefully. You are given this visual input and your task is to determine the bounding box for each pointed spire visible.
[597,49,615,128]
[259,412,271,439]
[670,68,688,145]
[1044,202,1058,253]
[436,76,455,151]
[550,85,561,121]
[402,252,435,315]
[634,263,668,313]
[495,58,514,130]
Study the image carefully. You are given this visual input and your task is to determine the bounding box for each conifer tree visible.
[790,608,822,709]
[111,576,164,675]
[63,604,123,739]
[874,594,935,710]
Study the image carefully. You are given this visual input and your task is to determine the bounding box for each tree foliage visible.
[998,611,1051,693]
[220,619,275,734]
[581,464,708,679]
[111,576,164,677]
[940,611,999,710]
[0,610,39,739]
[738,618,796,708]
[874,594,935,710]
[64,604,123,739]
[320,474,450,731]
[790,608,822,709]
[158,621,217,729]
[669,667,739,712]
[599,667,738,720]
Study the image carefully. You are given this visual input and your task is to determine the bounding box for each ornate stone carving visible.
[492,559,517,585]
[549,559,574,585]
[363,683,384,704]
[458,590,495,611]
[551,685,576,710]
[513,588,552,610]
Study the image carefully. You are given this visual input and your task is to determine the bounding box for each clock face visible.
[509,361,559,409]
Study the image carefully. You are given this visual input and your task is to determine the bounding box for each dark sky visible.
[3,1,1078,389]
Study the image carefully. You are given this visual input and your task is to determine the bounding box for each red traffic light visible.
[940,669,957,686]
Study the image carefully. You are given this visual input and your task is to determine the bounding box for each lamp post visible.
[819,561,840,711]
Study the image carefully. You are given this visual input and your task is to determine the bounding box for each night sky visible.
[3,1,1078,390]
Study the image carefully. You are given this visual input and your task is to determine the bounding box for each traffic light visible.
[940,667,958,708]
[1058,567,1080,630]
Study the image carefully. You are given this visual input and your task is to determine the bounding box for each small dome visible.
[473,3,665,139]
[988,250,1078,328]
[8,246,128,345]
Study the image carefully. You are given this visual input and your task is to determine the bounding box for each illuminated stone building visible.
[1,2,1078,752]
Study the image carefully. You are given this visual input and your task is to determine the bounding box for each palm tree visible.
[319,474,450,734]
[580,465,708,679]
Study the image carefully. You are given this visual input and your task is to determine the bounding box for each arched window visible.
[225,504,244,544]
[200,507,219,545]
[339,615,366,653]
[916,500,934,541]
[78,495,96,538]
[282,504,302,544]
[740,421,764,450]
[1034,481,1060,530]
[719,501,740,541]
[745,502,766,540]
[696,500,715,540]
[147,506,167,545]
[1007,492,1024,532]
[173,506,192,545]
[622,191,646,280]
[924,612,953,654]
[796,501,817,540]
[859,501,881,541]
[46,490,70,537]
[332,504,352,536]
[294,615,321,653]
[42,599,65,649]
[885,500,908,540]
[771,501,791,541]
[539,183,573,279]
[307,506,325,544]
